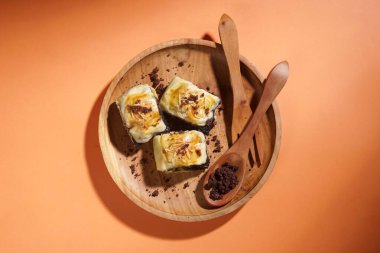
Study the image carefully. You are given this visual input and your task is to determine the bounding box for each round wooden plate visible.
[98,39,281,222]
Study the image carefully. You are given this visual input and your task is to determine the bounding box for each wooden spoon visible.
[203,61,289,207]
[218,13,263,167]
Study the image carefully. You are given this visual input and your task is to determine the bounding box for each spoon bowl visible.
[203,61,289,207]
[203,152,245,206]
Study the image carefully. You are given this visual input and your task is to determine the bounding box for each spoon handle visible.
[233,61,289,152]
[218,14,247,110]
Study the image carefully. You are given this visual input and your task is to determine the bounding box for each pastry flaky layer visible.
[159,76,221,127]
[116,84,167,143]
[153,130,208,172]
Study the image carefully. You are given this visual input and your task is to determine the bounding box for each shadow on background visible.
[84,83,238,239]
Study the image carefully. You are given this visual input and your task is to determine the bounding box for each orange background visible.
[1,0,379,252]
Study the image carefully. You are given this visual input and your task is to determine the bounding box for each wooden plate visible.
[98,39,281,222]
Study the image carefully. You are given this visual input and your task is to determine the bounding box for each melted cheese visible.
[153,131,207,172]
[159,77,220,126]
[116,84,167,143]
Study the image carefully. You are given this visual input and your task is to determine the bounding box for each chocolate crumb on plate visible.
[213,146,222,153]
[148,67,160,87]
[151,190,159,197]
[178,61,185,67]
[183,182,190,189]
[129,165,136,174]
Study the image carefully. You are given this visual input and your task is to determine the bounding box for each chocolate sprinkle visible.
[177,143,189,155]
[127,105,152,114]
[188,94,198,102]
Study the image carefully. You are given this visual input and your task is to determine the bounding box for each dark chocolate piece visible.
[162,112,216,135]
[161,157,210,172]
[204,163,239,201]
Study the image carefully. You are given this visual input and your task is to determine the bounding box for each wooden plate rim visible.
[98,38,282,222]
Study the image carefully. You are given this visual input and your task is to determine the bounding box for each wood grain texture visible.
[219,13,264,168]
[98,39,281,221]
